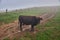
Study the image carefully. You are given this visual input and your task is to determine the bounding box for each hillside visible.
[0,6,60,40]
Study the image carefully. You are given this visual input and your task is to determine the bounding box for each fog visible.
[0,0,60,10]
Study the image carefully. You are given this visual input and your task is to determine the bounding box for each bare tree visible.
[6,9,8,13]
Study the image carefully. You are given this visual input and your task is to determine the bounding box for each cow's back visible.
[19,15,36,25]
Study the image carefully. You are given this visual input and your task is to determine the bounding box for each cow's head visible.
[37,17,43,20]
[37,17,43,23]
[40,17,43,20]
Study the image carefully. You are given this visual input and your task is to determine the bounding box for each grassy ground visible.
[0,8,45,25]
[0,7,60,40]
[3,10,60,40]
[16,11,60,40]
[0,6,58,25]
[35,11,60,40]
[7,10,60,40]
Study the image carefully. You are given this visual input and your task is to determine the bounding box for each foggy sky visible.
[0,0,60,10]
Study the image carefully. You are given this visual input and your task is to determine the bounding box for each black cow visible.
[19,15,42,31]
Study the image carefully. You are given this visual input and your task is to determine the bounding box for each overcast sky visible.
[0,0,60,10]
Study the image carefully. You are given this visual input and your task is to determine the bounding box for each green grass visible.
[0,8,45,25]
[0,6,56,25]
[5,11,59,40]
[1,7,60,40]
[35,11,60,40]
[15,11,60,40]
[3,37,10,40]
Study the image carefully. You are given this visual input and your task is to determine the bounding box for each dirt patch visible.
[0,13,55,40]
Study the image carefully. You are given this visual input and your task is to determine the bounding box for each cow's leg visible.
[31,25,34,32]
[20,23,22,31]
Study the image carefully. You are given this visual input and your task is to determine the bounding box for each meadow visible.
[0,6,58,25]
[0,7,45,25]
[0,6,60,40]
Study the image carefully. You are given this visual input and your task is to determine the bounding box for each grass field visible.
[0,6,59,25]
[0,7,45,25]
[9,9,60,40]
[19,11,60,40]
[3,11,60,40]
[0,6,60,40]
[35,11,60,40]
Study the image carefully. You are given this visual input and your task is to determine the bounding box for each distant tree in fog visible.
[6,9,8,13]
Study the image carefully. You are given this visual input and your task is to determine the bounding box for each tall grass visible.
[15,11,60,40]
[0,8,44,25]
[0,7,60,40]
[35,11,60,40]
